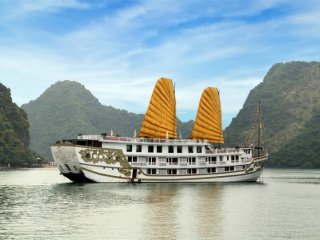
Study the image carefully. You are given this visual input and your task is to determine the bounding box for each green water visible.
[0,168,319,240]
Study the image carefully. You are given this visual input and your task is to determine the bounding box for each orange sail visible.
[191,87,224,144]
[139,78,177,139]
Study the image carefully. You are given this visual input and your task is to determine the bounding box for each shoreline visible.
[0,164,56,170]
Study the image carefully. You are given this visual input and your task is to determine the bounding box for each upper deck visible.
[77,135,209,146]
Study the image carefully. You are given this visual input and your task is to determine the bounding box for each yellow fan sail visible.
[191,87,224,144]
[139,78,177,139]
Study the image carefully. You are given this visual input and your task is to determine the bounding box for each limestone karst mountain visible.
[224,61,320,168]
[0,83,38,166]
[22,80,192,160]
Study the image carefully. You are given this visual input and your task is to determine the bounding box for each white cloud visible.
[2,0,90,20]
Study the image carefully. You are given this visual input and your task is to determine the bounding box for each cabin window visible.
[172,158,178,165]
[157,146,162,153]
[207,168,216,173]
[167,169,177,175]
[212,157,217,163]
[128,156,132,162]
[148,145,154,153]
[166,158,178,165]
[188,146,194,153]
[132,156,137,162]
[147,169,157,174]
[136,145,142,152]
[225,167,230,172]
[187,157,196,165]
[230,166,234,171]
[219,156,223,161]
[148,157,156,165]
[188,168,197,174]
[168,145,174,153]
[197,146,202,153]
[177,146,182,153]
[227,156,229,161]
[126,145,132,152]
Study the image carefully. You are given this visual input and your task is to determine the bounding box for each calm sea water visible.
[0,168,319,240]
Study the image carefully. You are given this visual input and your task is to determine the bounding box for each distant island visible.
[1,61,320,168]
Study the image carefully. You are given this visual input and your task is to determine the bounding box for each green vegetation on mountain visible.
[22,81,144,160]
[22,80,193,160]
[0,83,38,166]
[271,107,320,168]
[224,61,320,168]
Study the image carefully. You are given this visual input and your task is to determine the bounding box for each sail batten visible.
[191,87,224,144]
[139,78,177,139]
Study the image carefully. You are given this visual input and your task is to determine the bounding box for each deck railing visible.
[78,135,209,144]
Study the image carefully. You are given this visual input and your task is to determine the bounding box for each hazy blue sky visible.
[1,0,320,127]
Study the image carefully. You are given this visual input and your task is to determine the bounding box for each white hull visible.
[81,164,263,183]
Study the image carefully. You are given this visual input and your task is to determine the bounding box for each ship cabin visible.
[63,134,253,176]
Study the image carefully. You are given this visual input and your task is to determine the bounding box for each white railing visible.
[77,135,104,140]
[208,161,217,165]
[206,148,240,154]
[131,162,147,167]
[78,135,209,144]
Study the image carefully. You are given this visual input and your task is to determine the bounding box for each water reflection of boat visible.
[51,78,268,183]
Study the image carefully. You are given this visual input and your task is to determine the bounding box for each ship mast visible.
[246,101,264,157]
[257,101,261,157]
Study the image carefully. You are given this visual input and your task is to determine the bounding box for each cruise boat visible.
[51,78,268,183]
